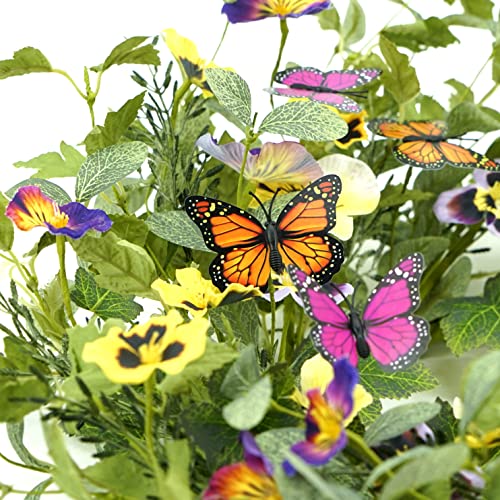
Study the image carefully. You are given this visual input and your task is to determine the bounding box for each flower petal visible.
[196,134,250,173]
[486,213,500,237]
[50,202,111,238]
[331,214,354,240]
[335,110,368,149]
[241,431,274,477]
[325,358,358,418]
[433,186,484,225]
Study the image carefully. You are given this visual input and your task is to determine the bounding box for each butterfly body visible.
[402,134,444,143]
[185,175,344,291]
[348,310,371,359]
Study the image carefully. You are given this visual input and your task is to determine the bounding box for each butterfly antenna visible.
[248,191,270,220]
[328,282,354,311]
[268,188,281,218]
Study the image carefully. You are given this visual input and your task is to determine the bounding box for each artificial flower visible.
[433,170,500,237]
[334,110,368,150]
[82,310,209,384]
[283,357,358,475]
[163,28,218,97]
[318,154,380,240]
[292,353,372,425]
[464,427,500,449]
[222,0,331,23]
[196,134,323,203]
[151,267,260,317]
[203,431,282,500]
[5,185,111,239]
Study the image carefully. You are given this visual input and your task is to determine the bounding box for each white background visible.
[0,0,499,496]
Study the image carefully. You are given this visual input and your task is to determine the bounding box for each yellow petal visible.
[346,385,373,426]
[330,214,354,241]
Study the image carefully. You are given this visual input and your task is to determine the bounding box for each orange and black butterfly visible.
[185,175,344,291]
[369,119,498,171]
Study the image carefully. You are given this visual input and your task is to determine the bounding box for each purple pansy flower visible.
[5,185,112,239]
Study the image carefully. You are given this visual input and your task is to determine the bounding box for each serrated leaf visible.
[365,402,440,445]
[161,340,238,394]
[6,178,72,205]
[146,211,211,252]
[205,68,252,125]
[447,102,500,136]
[0,47,51,79]
[435,275,500,355]
[6,421,52,471]
[380,443,469,500]
[259,101,348,141]
[0,193,14,251]
[359,397,382,426]
[343,0,365,46]
[359,358,438,400]
[71,232,157,297]
[70,267,142,321]
[223,375,272,430]
[379,35,420,105]
[95,36,160,72]
[75,141,148,201]
[427,398,458,444]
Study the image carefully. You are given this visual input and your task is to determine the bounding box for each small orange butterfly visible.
[369,119,498,171]
[185,175,344,291]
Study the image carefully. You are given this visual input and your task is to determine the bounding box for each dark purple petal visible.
[485,212,500,237]
[47,202,112,239]
[473,170,500,189]
[240,431,274,476]
[325,358,358,418]
[433,186,484,225]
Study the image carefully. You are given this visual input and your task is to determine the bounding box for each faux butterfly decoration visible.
[267,66,381,113]
[185,175,344,292]
[368,119,498,171]
[288,253,430,372]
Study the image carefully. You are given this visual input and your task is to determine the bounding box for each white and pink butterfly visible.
[288,253,430,372]
[267,66,382,113]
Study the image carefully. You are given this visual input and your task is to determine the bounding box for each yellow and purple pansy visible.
[203,431,282,499]
[5,185,112,239]
[334,110,368,150]
[222,0,332,23]
[82,310,209,384]
[151,267,260,317]
[433,170,500,237]
[283,357,358,475]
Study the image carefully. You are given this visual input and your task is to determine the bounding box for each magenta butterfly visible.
[288,253,430,372]
[267,67,381,113]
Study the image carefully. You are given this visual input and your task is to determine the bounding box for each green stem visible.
[51,68,87,99]
[171,79,192,128]
[0,451,50,473]
[211,21,229,61]
[236,138,253,207]
[461,54,493,104]
[478,83,499,106]
[278,297,294,362]
[268,276,277,359]
[145,243,170,281]
[269,18,289,105]
[270,399,304,420]
[55,236,76,327]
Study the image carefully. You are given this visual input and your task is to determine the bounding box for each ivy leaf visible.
[379,35,420,105]
[259,101,348,141]
[75,141,148,202]
[6,178,72,205]
[71,232,157,297]
[0,193,14,251]
[0,47,52,79]
[146,211,211,252]
[359,358,438,400]
[205,68,252,125]
[364,402,440,445]
[435,275,500,355]
[93,36,160,72]
[447,102,500,136]
[70,268,143,322]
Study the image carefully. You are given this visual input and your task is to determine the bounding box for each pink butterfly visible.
[267,66,381,113]
[288,253,430,372]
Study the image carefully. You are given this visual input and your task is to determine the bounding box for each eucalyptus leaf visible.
[259,101,348,141]
[0,47,52,79]
[75,141,148,201]
[6,178,72,205]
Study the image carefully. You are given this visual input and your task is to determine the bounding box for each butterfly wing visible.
[277,175,344,283]
[368,119,447,139]
[323,68,381,91]
[362,253,430,372]
[275,67,326,87]
[437,142,499,171]
[185,197,270,290]
[288,266,358,366]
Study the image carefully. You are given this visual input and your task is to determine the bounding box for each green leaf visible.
[382,17,458,52]
[446,78,474,108]
[256,427,305,464]
[70,267,143,321]
[380,443,469,500]
[417,94,446,120]
[379,184,434,208]
[13,142,84,179]
[343,0,365,46]
[96,36,160,72]
[460,0,493,19]
[0,47,51,79]
[379,35,420,105]
[109,214,150,246]
[25,479,53,500]
[221,344,260,399]
[161,340,238,394]
[493,29,500,83]
[0,193,14,251]
[485,455,500,498]
[75,141,148,202]
[460,350,500,432]
[359,397,383,426]
[222,375,272,430]
[6,421,52,471]
[6,178,72,205]
[447,102,500,136]
[42,420,92,499]
[364,402,440,445]
[435,275,500,355]
[146,211,212,252]
[83,92,146,154]
[205,68,252,125]
[318,7,341,31]
[71,231,157,297]
[426,398,458,444]
[259,101,348,141]
[164,440,193,499]
[359,358,438,400]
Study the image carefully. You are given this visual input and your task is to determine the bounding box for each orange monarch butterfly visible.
[368,119,498,171]
[185,175,344,291]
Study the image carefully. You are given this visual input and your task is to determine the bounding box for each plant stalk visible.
[55,236,76,327]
